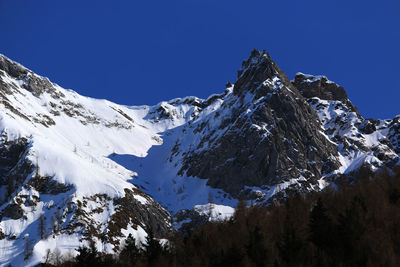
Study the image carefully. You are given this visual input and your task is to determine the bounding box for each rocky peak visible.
[239,49,272,72]
[293,73,358,113]
[234,49,295,96]
[172,51,341,198]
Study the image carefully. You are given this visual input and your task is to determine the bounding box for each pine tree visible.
[75,246,91,266]
[75,240,99,267]
[23,236,33,261]
[278,214,305,266]
[309,198,333,249]
[120,234,141,265]
[143,228,164,265]
[6,176,15,198]
[234,198,248,223]
[38,213,46,239]
[336,196,368,266]
[246,226,267,267]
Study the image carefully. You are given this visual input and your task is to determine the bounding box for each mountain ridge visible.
[0,50,398,266]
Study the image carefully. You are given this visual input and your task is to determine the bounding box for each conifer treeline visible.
[47,168,400,266]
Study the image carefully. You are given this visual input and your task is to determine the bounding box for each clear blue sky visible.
[1,0,399,118]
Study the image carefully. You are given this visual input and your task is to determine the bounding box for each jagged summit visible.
[234,49,296,96]
[238,49,272,73]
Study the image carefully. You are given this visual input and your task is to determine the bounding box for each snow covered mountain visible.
[0,50,399,266]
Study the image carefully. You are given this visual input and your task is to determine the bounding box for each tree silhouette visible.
[309,198,333,249]
[38,213,46,239]
[246,226,267,267]
[143,228,164,265]
[120,233,141,265]
[75,240,99,267]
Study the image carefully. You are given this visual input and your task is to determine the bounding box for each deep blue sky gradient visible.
[1,0,399,118]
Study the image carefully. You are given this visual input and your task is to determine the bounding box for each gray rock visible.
[177,50,340,197]
[28,175,73,195]
[110,188,172,239]
[293,73,358,113]
[0,54,63,98]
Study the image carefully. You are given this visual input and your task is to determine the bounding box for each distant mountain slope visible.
[0,50,398,266]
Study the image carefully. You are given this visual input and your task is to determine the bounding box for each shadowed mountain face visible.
[0,50,399,265]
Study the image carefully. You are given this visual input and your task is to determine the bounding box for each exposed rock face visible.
[388,116,400,154]
[0,204,24,220]
[175,50,341,197]
[0,136,30,186]
[66,189,172,251]
[0,56,27,80]
[293,73,347,101]
[28,175,74,195]
[0,136,33,205]
[110,188,172,240]
[0,55,61,98]
[293,73,358,112]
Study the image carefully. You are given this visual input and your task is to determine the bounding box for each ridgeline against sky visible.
[1,0,399,118]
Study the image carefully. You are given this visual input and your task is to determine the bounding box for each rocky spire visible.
[234,49,296,96]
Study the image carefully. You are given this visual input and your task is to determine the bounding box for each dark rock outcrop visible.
[0,55,27,80]
[0,135,33,205]
[388,116,400,154]
[0,204,23,220]
[110,188,172,240]
[0,136,30,186]
[293,73,358,113]
[0,54,63,98]
[28,175,73,195]
[62,188,172,251]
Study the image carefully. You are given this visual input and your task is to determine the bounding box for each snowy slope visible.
[0,54,176,266]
